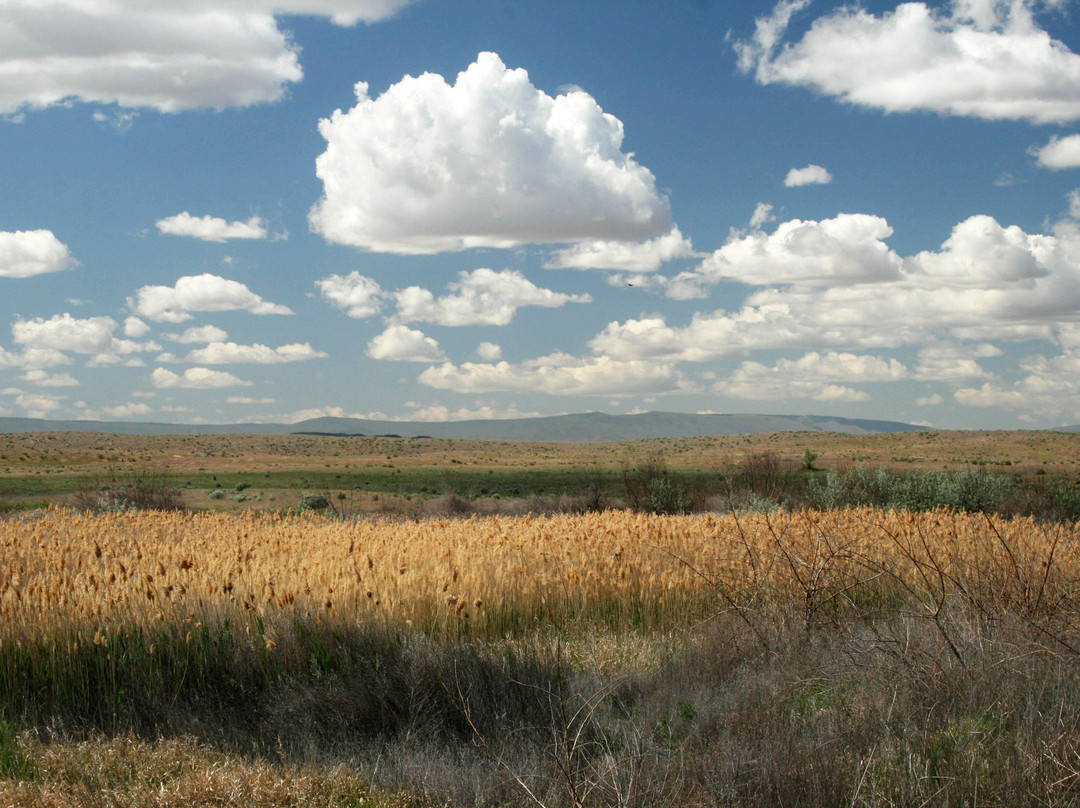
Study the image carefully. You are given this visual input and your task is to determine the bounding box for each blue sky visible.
[3,0,1080,429]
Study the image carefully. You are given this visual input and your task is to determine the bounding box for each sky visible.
[3,0,1080,430]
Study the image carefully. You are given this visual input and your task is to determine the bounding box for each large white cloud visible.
[0,1,413,115]
[366,325,445,362]
[0,230,76,278]
[156,212,268,242]
[150,367,252,389]
[180,341,327,364]
[594,213,1080,363]
[130,274,293,322]
[394,269,591,327]
[309,52,672,253]
[317,272,383,318]
[418,354,686,397]
[736,0,1080,124]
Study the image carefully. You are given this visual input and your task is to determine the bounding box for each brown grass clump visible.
[0,732,415,807]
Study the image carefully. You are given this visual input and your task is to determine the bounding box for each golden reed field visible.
[6,506,1080,808]
[4,507,1079,645]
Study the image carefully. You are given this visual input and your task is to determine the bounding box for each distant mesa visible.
[0,411,927,441]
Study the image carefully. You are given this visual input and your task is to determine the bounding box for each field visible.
[3,429,1080,806]
[1,428,1079,514]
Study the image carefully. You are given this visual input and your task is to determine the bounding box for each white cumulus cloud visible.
[181,341,327,364]
[11,313,158,365]
[394,269,591,327]
[309,51,672,253]
[0,1,414,116]
[784,164,832,187]
[592,212,1080,364]
[130,273,293,322]
[102,402,152,418]
[476,342,502,361]
[736,0,1080,124]
[15,392,64,418]
[679,213,903,292]
[0,230,76,278]
[317,272,383,318]
[150,367,252,389]
[366,325,445,362]
[418,353,686,397]
[21,369,79,387]
[1032,134,1080,169]
[545,227,697,272]
[156,212,269,242]
[713,351,906,402]
[166,325,230,344]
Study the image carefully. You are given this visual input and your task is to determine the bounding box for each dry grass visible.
[0,732,419,807]
[1,429,1078,478]
[4,507,1080,646]
[5,506,1080,806]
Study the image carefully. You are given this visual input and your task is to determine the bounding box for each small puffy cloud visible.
[749,202,776,231]
[367,325,445,362]
[784,164,832,187]
[0,230,76,278]
[12,314,118,354]
[915,393,945,406]
[156,212,268,242]
[545,227,696,272]
[21,369,79,387]
[181,341,327,364]
[954,382,1028,409]
[914,343,996,381]
[0,1,414,116]
[226,395,275,405]
[736,0,1080,124]
[401,402,544,421]
[102,402,152,418]
[418,353,685,397]
[123,316,150,338]
[1032,134,1080,169]
[150,367,252,389]
[309,52,671,253]
[317,272,383,318]
[15,392,64,418]
[130,273,293,322]
[476,342,502,361]
[394,268,590,327]
[166,325,229,344]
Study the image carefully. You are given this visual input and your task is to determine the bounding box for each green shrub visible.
[298,492,331,512]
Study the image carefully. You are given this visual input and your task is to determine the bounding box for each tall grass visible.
[5,506,1080,805]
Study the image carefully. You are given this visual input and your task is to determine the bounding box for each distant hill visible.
[0,411,924,441]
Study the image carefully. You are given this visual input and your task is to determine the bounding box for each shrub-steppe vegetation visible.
[2,429,1080,806]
